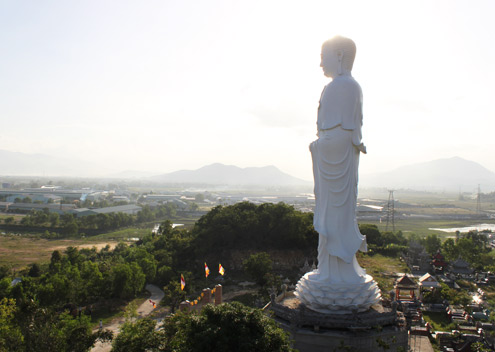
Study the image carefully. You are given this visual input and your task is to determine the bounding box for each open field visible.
[357,253,409,292]
[0,213,25,222]
[359,218,495,237]
[0,235,121,269]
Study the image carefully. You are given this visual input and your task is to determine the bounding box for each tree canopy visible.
[161,302,295,352]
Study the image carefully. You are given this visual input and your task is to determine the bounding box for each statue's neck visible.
[330,72,352,81]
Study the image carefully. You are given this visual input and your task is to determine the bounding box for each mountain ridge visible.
[360,156,495,191]
[150,163,311,186]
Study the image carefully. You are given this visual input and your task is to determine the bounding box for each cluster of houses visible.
[390,244,495,351]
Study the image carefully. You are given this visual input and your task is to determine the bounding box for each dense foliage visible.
[5,203,178,236]
[189,202,318,257]
[358,224,408,256]
[0,202,317,350]
[110,302,295,352]
[440,231,493,270]
[112,317,161,352]
[161,302,295,352]
[0,244,156,351]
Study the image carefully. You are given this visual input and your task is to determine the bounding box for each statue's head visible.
[320,36,356,78]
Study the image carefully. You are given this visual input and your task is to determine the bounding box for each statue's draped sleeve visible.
[317,76,363,146]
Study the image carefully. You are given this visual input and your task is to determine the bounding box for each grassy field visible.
[422,312,456,332]
[0,217,200,269]
[357,253,409,292]
[0,213,25,222]
[0,234,124,269]
[359,218,495,237]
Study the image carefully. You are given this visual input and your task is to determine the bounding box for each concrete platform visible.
[270,292,408,352]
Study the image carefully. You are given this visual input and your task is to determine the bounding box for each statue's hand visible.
[355,143,367,154]
[309,140,317,152]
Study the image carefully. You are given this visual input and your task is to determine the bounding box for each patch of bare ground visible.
[0,236,120,269]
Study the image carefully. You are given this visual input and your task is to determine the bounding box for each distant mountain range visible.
[360,156,495,191]
[2,149,494,191]
[150,163,311,186]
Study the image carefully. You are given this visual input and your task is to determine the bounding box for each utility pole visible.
[476,184,482,217]
[386,190,395,232]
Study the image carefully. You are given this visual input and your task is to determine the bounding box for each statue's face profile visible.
[320,47,341,78]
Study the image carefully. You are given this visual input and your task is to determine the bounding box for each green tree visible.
[456,237,478,264]
[243,252,273,286]
[423,234,441,254]
[441,238,458,262]
[111,318,160,352]
[28,263,42,277]
[112,262,145,299]
[161,281,187,313]
[359,224,382,246]
[159,220,173,236]
[20,216,32,226]
[0,298,24,352]
[49,212,60,227]
[3,217,15,225]
[16,305,111,352]
[161,302,294,352]
[64,220,79,236]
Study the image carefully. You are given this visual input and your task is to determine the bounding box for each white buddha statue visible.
[295,36,380,314]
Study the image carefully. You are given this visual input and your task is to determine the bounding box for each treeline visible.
[0,243,158,351]
[189,202,318,257]
[0,245,155,308]
[358,224,408,256]
[417,231,494,271]
[358,225,495,271]
[2,203,178,237]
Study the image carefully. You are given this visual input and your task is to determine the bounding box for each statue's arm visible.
[351,83,365,153]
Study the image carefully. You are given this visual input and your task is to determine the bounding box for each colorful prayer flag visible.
[205,262,210,278]
[180,274,185,290]
[219,263,225,276]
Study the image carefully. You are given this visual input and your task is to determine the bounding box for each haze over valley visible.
[1,149,494,193]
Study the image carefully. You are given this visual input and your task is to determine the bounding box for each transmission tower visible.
[476,184,482,217]
[385,190,395,232]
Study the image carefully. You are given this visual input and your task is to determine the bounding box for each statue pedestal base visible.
[295,270,381,314]
[270,293,408,352]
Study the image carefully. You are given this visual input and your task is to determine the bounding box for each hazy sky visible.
[1,0,494,181]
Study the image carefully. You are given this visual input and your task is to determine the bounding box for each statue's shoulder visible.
[324,76,361,100]
[328,76,361,91]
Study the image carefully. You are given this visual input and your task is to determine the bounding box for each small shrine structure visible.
[431,251,448,272]
[395,274,418,301]
[450,258,474,279]
[419,273,441,289]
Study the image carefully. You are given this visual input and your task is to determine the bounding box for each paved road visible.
[409,335,434,352]
[91,284,165,352]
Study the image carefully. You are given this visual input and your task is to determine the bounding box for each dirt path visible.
[222,288,257,301]
[91,284,165,352]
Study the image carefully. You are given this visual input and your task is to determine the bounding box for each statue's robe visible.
[311,75,367,283]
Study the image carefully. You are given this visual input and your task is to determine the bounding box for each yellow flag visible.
[205,262,210,278]
[180,274,185,290]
